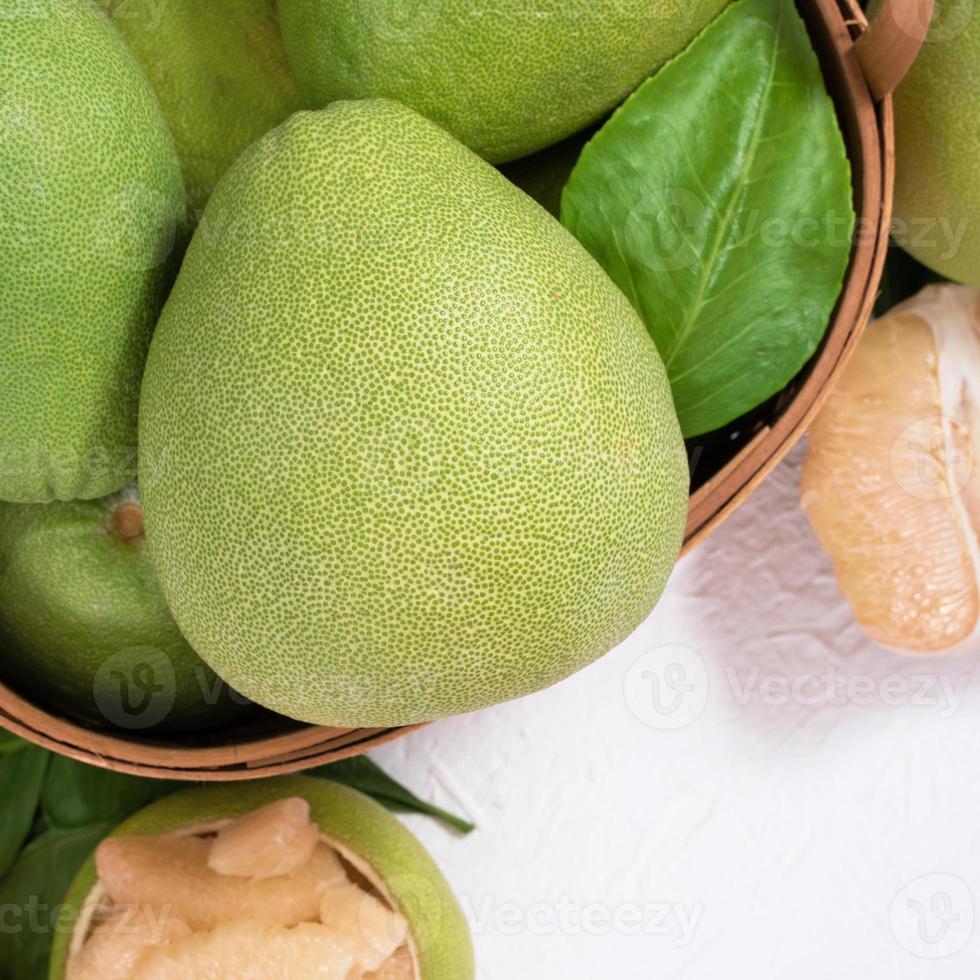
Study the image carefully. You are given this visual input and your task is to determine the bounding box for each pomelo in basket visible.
[50,777,474,980]
[0,0,184,503]
[893,1,980,285]
[138,100,689,729]
[0,486,250,733]
[277,0,729,163]
[96,0,301,217]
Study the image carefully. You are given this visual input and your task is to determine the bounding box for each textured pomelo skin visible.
[0,488,250,733]
[893,2,980,285]
[96,0,302,218]
[0,0,185,503]
[49,777,475,980]
[277,0,729,164]
[138,100,689,728]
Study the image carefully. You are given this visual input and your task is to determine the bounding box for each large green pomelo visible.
[96,0,302,218]
[138,100,689,729]
[0,0,185,504]
[0,487,250,733]
[277,0,729,163]
[893,1,980,285]
[49,776,474,980]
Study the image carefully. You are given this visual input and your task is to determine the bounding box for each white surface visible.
[375,443,980,980]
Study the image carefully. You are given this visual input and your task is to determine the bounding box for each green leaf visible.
[561,0,854,437]
[0,743,48,879]
[41,755,178,832]
[311,757,475,835]
[0,730,26,758]
[0,823,110,980]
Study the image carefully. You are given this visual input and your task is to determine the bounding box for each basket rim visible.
[0,0,895,779]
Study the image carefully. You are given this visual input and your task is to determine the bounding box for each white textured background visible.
[375,443,980,979]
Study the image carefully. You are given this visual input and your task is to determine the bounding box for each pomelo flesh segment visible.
[96,834,346,930]
[801,284,980,652]
[209,798,320,880]
[66,908,191,980]
[319,883,408,971]
[365,945,415,980]
[131,921,358,980]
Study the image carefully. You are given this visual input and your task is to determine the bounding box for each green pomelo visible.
[893,1,980,285]
[138,100,688,729]
[49,776,474,980]
[97,0,302,218]
[0,0,185,503]
[0,487,250,734]
[277,0,729,163]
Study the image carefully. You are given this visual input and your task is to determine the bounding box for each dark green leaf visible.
[499,126,593,218]
[0,744,48,879]
[561,0,854,437]
[0,730,25,757]
[311,757,475,835]
[41,755,178,832]
[0,824,109,980]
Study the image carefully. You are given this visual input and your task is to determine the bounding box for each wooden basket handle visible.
[855,0,935,100]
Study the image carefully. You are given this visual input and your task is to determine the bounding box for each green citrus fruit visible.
[96,0,302,218]
[893,1,980,285]
[0,487,250,733]
[0,0,184,503]
[277,0,729,163]
[49,777,474,980]
[138,100,688,729]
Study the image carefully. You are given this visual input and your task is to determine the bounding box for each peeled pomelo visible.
[66,909,191,980]
[209,797,320,880]
[277,0,728,163]
[893,3,980,285]
[132,921,358,980]
[319,883,408,971]
[0,0,184,503]
[97,835,345,931]
[368,947,415,980]
[801,284,980,652]
[51,777,474,980]
[96,0,301,217]
[0,486,250,733]
[138,99,689,729]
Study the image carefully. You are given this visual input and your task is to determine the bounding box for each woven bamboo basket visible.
[0,0,932,779]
